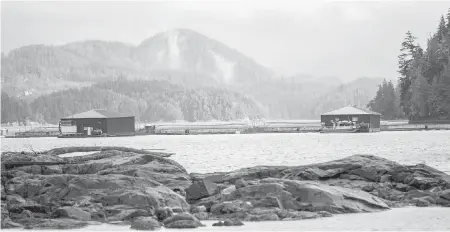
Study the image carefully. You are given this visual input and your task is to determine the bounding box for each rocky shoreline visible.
[1,146,449,230]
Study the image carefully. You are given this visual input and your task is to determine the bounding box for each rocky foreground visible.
[1,146,450,230]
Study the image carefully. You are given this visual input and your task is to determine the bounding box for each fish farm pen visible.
[135,120,323,135]
[3,127,60,138]
[3,121,450,138]
[380,123,450,131]
[137,121,450,135]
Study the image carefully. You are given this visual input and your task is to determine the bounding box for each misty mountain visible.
[311,77,383,116]
[133,29,275,86]
[1,29,275,98]
[1,29,383,121]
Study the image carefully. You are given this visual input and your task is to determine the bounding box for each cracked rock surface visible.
[2,148,449,229]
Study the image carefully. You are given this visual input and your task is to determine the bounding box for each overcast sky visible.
[2,0,450,81]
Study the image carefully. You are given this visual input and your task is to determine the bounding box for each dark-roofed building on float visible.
[321,105,381,132]
[59,109,135,137]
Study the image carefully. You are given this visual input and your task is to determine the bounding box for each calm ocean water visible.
[2,131,450,231]
[2,208,450,231]
[2,131,450,173]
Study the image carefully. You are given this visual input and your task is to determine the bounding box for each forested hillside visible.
[1,80,262,124]
[1,92,32,124]
[367,10,450,120]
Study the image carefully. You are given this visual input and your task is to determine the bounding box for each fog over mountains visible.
[1,29,382,123]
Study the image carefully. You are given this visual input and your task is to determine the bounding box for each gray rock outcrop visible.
[1,147,191,229]
[190,154,450,221]
[2,147,449,229]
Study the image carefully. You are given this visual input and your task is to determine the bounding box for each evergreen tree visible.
[398,31,420,115]
[411,74,430,117]
[367,85,383,115]
[447,9,450,31]
[384,81,398,118]
[385,9,450,119]
[367,79,400,119]
[437,15,448,42]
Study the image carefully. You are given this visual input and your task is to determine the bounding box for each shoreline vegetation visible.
[366,10,450,120]
[1,146,449,229]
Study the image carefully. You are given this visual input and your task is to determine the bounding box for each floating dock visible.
[3,122,450,138]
